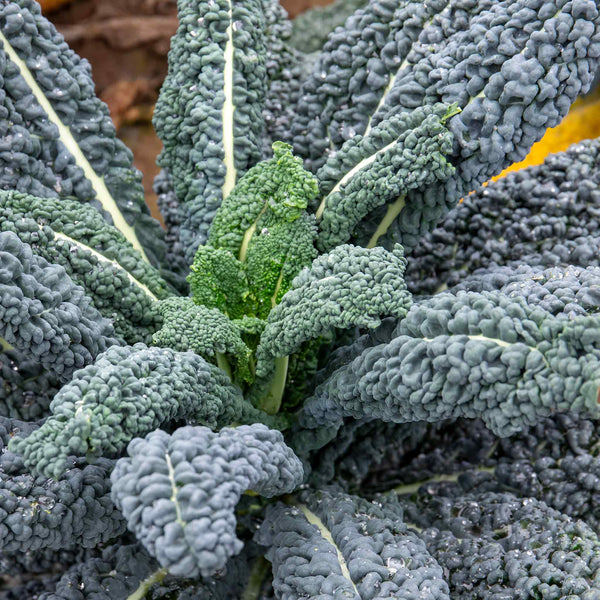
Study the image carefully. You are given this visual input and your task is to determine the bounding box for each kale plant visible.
[1,0,600,597]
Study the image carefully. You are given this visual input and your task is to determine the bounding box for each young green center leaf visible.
[245,213,318,318]
[253,244,412,413]
[153,297,253,383]
[188,245,253,319]
[182,144,323,387]
[209,141,319,260]
[189,141,319,325]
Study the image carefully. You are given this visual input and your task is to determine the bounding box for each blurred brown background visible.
[42,0,330,221]
[42,0,600,221]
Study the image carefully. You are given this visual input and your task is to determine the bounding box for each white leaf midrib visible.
[0,30,149,262]
[52,230,158,301]
[165,451,186,527]
[422,333,549,366]
[221,0,237,200]
[316,137,397,220]
[297,503,360,597]
[388,466,496,496]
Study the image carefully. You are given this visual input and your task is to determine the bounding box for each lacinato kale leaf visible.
[0,417,123,555]
[0,231,119,381]
[398,486,600,599]
[300,290,600,437]
[153,297,253,383]
[253,244,412,413]
[0,0,168,270]
[0,190,172,343]
[154,0,269,259]
[10,344,281,479]
[257,489,450,600]
[111,424,303,577]
[294,0,600,251]
[407,136,600,295]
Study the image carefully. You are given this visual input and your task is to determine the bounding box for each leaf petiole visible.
[260,356,289,414]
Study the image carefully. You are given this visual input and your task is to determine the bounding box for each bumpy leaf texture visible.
[0,231,118,381]
[288,0,367,53]
[188,245,253,319]
[33,542,271,600]
[455,264,600,317]
[306,261,600,493]
[204,141,319,321]
[0,0,167,269]
[314,103,457,252]
[208,141,318,260]
[153,169,190,291]
[0,417,123,556]
[244,210,318,318]
[363,413,600,535]
[292,0,600,250]
[111,424,303,577]
[10,344,279,479]
[154,0,268,259]
[0,544,91,580]
[406,136,600,294]
[290,0,447,160]
[0,189,171,343]
[1,0,600,596]
[301,289,600,437]
[261,0,310,157]
[37,543,157,600]
[0,346,60,420]
[257,488,450,600]
[305,418,429,491]
[251,243,411,413]
[398,485,600,599]
[144,544,269,600]
[153,297,252,381]
[256,244,412,379]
